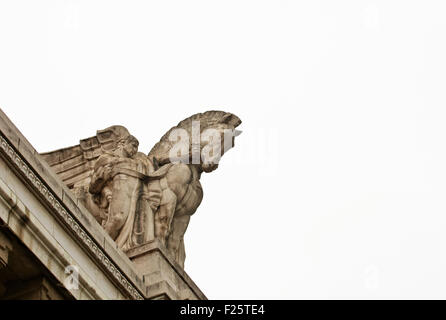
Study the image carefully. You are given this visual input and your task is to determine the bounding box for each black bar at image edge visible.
[1,300,445,318]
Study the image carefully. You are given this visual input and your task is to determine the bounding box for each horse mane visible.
[148,111,242,165]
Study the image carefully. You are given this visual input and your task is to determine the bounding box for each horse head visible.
[148,110,242,173]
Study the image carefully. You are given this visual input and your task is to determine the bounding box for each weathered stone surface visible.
[41,111,242,269]
[0,232,12,269]
[0,108,240,300]
[0,109,146,300]
[127,239,207,300]
[2,277,66,300]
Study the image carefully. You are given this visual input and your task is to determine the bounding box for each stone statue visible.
[88,129,160,251]
[41,111,242,268]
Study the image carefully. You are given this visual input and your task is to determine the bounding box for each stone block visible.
[127,240,206,300]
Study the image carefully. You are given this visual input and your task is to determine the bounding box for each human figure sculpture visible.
[89,130,161,251]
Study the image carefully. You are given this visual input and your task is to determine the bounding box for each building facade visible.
[0,109,206,300]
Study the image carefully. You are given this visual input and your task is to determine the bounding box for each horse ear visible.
[221,113,242,127]
[221,113,232,124]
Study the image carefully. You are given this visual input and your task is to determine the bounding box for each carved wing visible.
[148,110,242,166]
[40,125,131,189]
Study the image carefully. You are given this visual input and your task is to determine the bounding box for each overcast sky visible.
[2,0,446,299]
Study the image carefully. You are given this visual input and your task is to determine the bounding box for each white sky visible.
[1,0,446,299]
